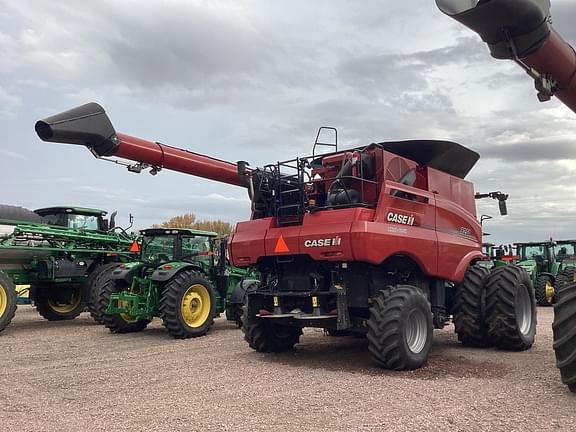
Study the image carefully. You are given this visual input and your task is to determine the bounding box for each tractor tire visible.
[553,284,576,393]
[232,303,244,328]
[86,263,120,324]
[366,285,433,370]
[0,271,17,333]
[535,274,554,306]
[242,306,302,352]
[556,269,575,295]
[100,279,150,333]
[34,284,85,321]
[453,264,490,347]
[0,204,42,223]
[159,270,216,339]
[485,265,536,351]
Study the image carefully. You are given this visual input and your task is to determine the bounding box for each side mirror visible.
[499,199,508,216]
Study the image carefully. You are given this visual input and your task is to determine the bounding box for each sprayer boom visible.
[35,103,247,187]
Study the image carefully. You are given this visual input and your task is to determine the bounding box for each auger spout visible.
[436,0,576,112]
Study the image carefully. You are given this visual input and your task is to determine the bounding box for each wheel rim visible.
[405,309,428,354]
[47,290,82,314]
[0,284,7,317]
[545,281,555,304]
[515,283,533,335]
[181,284,211,328]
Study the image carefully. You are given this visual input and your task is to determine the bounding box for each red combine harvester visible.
[36,103,534,370]
[437,0,576,390]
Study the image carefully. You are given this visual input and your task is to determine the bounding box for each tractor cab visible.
[515,241,555,275]
[34,207,115,232]
[139,228,217,270]
[554,240,576,274]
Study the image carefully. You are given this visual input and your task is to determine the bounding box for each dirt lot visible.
[0,306,574,432]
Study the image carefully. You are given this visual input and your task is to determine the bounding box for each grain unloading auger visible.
[37,102,537,371]
[437,0,576,112]
[437,0,576,392]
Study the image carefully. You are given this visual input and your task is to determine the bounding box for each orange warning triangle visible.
[274,235,290,253]
[129,240,140,253]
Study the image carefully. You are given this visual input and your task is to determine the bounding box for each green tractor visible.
[0,205,135,333]
[515,241,559,306]
[551,240,576,292]
[99,228,258,338]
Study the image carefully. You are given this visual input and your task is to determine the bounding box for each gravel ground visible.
[0,306,574,432]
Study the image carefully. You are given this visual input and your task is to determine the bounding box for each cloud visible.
[1,0,575,244]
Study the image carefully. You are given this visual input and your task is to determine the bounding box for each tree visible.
[154,213,233,236]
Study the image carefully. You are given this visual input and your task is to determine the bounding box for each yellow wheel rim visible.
[545,281,555,304]
[118,299,137,323]
[0,284,7,317]
[181,284,211,328]
[47,289,82,314]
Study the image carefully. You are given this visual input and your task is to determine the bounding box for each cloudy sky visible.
[1,0,576,243]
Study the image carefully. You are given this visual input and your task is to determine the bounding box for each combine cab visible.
[35,103,537,370]
[99,228,257,338]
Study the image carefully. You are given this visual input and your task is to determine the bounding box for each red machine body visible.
[230,146,481,284]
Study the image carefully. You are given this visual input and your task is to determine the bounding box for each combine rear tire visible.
[0,272,17,333]
[242,307,302,352]
[453,264,490,347]
[34,285,85,321]
[553,284,576,393]
[86,263,120,323]
[366,285,433,370]
[485,265,536,351]
[159,270,216,339]
[536,275,554,306]
[100,279,150,333]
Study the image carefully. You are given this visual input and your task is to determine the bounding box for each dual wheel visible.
[100,270,216,339]
[453,264,536,351]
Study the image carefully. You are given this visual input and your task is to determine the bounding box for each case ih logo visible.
[387,211,415,226]
[304,236,342,248]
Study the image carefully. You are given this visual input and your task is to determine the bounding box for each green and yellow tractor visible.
[99,228,258,338]
[515,241,561,306]
[0,205,135,333]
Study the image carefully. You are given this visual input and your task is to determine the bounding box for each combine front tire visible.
[536,275,554,306]
[159,270,216,339]
[453,264,490,347]
[86,263,119,324]
[366,285,433,370]
[242,307,302,352]
[485,265,536,351]
[34,285,85,321]
[0,272,17,333]
[553,284,576,392]
[100,279,150,333]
